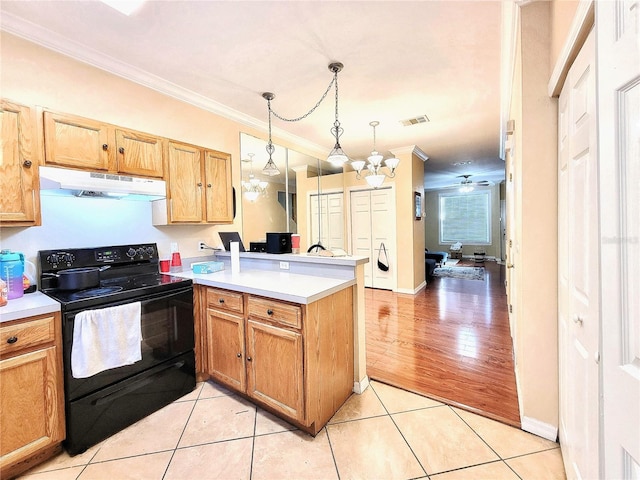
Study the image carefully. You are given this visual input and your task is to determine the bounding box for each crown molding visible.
[389,145,429,162]
[1,11,327,157]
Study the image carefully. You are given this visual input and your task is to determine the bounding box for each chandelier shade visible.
[351,121,400,188]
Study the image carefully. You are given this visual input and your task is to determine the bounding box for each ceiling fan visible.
[446,174,493,192]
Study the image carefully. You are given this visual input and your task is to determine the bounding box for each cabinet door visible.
[207,308,245,391]
[204,150,233,223]
[115,129,163,178]
[43,112,112,171]
[0,347,64,469]
[167,141,203,222]
[246,319,304,423]
[0,100,40,225]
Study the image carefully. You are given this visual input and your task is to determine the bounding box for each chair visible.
[425,249,448,267]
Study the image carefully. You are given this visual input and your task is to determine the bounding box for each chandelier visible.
[262,62,348,170]
[351,121,400,188]
[458,175,474,193]
[241,153,268,202]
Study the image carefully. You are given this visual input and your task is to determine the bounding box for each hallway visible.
[365,260,521,427]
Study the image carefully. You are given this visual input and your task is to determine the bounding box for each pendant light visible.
[326,62,349,166]
[261,92,281,176]
[351,121,400,188]
[241,153,268,201]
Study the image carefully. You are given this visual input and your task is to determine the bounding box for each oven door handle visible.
[91,360,186,406]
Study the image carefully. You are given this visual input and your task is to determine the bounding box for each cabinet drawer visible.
[0,315,56,357]
[206,288,244,314]
[248,296,301,329]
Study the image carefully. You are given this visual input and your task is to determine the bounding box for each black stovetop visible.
[38,243,192,312]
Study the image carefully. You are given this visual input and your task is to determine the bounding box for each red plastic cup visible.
[159,259,170,273]
[171,252,182,266]
[291,234,300,249]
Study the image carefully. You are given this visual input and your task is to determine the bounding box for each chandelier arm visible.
[269,76,336,123]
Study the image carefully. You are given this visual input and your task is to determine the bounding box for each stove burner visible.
[68,286,124,300]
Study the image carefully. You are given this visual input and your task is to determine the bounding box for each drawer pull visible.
[267,309,273,315]
[247,356,252,362]
[219,298,225,304]
[237,353,242,358]
[6,336,18,344]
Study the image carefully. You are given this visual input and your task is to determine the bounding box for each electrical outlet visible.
[198,241,207,251]
[279,261,290,270]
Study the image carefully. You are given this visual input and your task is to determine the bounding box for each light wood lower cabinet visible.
[198,285,354,434]
[0,312,65,479]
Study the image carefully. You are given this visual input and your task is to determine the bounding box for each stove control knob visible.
[47,253,59,265]
[126,248,137,258]
[136,247,145,257]
[64,253,75,264]
[145,246,155,256]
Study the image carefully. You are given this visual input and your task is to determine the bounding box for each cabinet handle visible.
[266,309,273,315]
[237,353,242,358]
[247,357,252,362]
[207,184,212,188]
[119,147,125,154]
[6,336,18,344]
[102,144,108,151]
[218,298,225,304]
[23,160,32,168]
[197,182,202,187]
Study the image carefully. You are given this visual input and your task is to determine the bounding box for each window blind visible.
[439,191,491,244]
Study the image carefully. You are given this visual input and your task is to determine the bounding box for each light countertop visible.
[214,251,369,267]
[174,269,355,304]
[0,291,61,323]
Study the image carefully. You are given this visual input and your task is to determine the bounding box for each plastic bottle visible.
[0,250,25,300]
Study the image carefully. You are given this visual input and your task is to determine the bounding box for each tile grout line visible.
[369,382,429,479]
[323,427,342,480]
[448,405,525,480]
[248,399,258,480]
[160,389,200,480]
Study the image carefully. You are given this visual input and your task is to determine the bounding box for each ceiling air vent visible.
[400,115,430,126]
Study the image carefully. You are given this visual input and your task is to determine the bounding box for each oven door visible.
[62,286,194,401]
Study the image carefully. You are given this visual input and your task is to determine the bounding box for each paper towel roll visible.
[231,241,240,273]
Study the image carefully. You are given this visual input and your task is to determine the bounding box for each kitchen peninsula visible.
[175,252,369,435]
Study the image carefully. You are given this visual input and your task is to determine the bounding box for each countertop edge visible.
[0,292,61,323]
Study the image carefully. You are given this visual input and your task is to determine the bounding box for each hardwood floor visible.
[365,260,521,427]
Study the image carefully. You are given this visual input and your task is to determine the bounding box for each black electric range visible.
[38,243,192,312]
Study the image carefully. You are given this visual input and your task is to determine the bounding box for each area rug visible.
[432,266,485,281]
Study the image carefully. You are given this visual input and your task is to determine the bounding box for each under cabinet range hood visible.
[39,166,166,200]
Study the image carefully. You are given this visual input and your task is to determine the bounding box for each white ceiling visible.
[1,0,506,190]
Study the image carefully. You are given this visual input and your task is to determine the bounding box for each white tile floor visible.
[20,380,566,479]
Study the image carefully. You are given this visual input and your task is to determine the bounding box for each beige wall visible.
[241,182,290,245]
[508,1,559,431]
[550,0,581,70]
[424,184,502,259]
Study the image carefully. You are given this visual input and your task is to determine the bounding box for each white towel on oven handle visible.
[71,302,142,378]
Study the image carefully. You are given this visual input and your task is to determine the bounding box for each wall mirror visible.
[239,132,344,251]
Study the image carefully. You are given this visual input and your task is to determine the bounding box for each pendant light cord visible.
[269,75,336,123]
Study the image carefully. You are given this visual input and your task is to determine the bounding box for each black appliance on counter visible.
[38,243,196,455]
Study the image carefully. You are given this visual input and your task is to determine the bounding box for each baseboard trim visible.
[396,281,426,295]
[353,376,370,394]
[521,416,558,442]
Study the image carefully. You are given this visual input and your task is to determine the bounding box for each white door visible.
[350,188,396,290]
[557,28,599,480]
[597,2,640,478]
[310,192,344,251]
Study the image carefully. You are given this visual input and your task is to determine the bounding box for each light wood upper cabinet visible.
[43,112,111,171]
[43,111,163,178]
[165,141,203,222]
[155,141,233,224]
[115,129,163,178]
[0,100,41,226]
[204,150,233,223]
[0,312,65,479]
